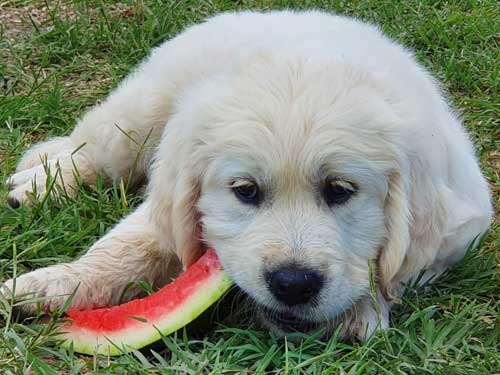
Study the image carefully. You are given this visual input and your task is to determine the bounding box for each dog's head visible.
[149,56,413,338]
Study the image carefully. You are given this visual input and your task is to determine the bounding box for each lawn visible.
[0,0,498,374]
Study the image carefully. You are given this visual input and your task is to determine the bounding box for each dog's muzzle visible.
[259,305,321,333]
[265,266,324,306]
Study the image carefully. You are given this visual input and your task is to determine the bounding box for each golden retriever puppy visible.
[4,11,492,340]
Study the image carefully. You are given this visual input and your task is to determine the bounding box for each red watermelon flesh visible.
[60,249,233,355]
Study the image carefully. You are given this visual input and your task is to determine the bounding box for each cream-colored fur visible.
[3,11,492,340]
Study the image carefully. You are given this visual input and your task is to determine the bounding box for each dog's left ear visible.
[378,169,411,300]
[170,167,203,268]
[146,123,203,270]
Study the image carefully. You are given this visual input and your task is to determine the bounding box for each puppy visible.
[4,11,493,340]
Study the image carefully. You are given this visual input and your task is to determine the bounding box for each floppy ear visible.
[170,166,203,268]
[378,169,411,300]
[146,125,203,270]
[378,157,458,298]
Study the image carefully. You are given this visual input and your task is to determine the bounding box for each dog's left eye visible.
[323,179,356,206]
[230,180,261,205]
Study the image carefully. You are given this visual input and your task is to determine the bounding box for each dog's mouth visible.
[259,305,321,333]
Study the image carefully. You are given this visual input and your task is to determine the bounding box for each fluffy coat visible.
[4,11,492,339]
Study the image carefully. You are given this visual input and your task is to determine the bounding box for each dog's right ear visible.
[378,170,411,300]
[146,124,203,269]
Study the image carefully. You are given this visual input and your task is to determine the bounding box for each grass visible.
[0,0,498,373]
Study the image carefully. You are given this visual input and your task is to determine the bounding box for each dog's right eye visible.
[322,179,356,206]
[230,180,261,205]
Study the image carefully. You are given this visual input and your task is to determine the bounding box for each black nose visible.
[266,266,323,306]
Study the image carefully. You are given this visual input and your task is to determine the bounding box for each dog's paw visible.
[16,137,71,171]
[1,265,84,314]
[353,292,390,341]
[7,164,57,207]
[6,137,92,207]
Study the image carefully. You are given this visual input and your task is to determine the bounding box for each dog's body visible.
[5,11,492,340]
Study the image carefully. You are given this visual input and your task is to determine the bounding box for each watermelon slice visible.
[59,249,233,356]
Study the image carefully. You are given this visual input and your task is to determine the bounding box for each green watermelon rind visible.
[59,271,233,356]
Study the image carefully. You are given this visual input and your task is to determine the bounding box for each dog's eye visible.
[323,180,356,206]
[231,180,261,205]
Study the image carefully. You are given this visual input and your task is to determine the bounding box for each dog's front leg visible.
[2,203,179,314]
[352,288,391,341]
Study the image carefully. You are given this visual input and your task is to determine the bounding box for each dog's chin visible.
[257,305,324,335]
